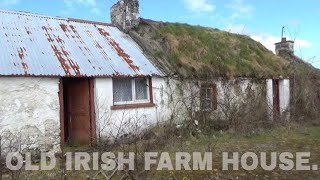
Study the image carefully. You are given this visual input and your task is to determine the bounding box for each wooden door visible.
[273,79,280,119]
[65,78,91,144]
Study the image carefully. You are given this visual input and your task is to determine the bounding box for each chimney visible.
[275,37,294,55]
[111,0,140,31]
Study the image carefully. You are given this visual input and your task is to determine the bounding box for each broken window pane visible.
[135,78,148,100]
[113,79,133,102]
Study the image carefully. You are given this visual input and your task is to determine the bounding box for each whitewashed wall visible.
[0,76,291,151]
[94,77,171,139]
[94,77,274,139]
[0,77,60,153]
[279,79,290,113]
[266,79,290,120]
[266,79,274,119]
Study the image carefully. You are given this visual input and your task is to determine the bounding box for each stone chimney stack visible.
[275,37,294,55]
[111,0,140,31]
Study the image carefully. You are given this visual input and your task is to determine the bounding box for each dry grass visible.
[132,21,296,78]
[148,125,320,179]
[6,125,319,179]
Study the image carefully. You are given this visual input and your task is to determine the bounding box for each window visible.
[200,84,217,111]
[135,78,148,100]
[113,79,133,102]
[113,78,149,104]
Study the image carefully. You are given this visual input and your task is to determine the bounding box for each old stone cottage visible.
[0,0,291,152]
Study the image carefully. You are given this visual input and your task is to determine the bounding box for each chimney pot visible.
[275,37,294,56]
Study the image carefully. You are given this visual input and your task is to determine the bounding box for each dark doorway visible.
[272,79,280,119]
[61,78,95,145]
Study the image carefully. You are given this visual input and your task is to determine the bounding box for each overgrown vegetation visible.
[1,19,319,180]
[4,125,319,179]
[130,19,320,79]
[131,20,291,78]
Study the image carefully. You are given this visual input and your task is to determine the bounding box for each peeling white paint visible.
[0,76,291,151]
[0,77,60,153]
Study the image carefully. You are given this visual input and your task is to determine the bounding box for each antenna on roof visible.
[281,26,285,38]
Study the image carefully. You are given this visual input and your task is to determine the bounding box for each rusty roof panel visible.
[0,10,163,77]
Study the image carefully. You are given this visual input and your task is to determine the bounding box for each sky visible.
[0,0,319,68]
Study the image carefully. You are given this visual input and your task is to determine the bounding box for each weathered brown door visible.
[64,78,92,145]
[273,79,280,119]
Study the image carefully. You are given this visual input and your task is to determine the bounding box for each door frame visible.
[59,78,96,145]
[272,79,280,119]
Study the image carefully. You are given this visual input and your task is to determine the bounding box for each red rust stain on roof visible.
[56,36,64,44]
[60,24,69,32]
[42,26,80,76]
[17,47,28,74]
[69,25,85,44]
[113,72,122,77]
[59,24,70,38]
[97,27,140,72]
[51,44,71,76]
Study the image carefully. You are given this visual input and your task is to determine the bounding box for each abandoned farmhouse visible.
[0,0,300,152]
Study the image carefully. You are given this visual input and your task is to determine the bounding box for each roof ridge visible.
[0,9,114,27]
[0,9,67,20]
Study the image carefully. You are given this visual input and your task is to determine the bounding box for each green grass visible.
[133,20,320,78]
[151,23,289,77]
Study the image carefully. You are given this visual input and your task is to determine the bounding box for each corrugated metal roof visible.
[0,10,163,77]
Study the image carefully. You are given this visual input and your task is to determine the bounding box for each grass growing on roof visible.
[134,21,291,77]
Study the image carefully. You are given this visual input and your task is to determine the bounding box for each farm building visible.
[0,0,291,152]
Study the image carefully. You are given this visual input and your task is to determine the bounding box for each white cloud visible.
[295,39,312,51]
[226,0,254,20]
[183,0,216,13]
[225,24,247,34]
[224,23,313,60]
[251,34,280,53]
[251,34,312,53]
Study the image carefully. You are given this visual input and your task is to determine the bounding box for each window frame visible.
[200,83,218,111]
[133,78,150,103]
[112,77,152,106]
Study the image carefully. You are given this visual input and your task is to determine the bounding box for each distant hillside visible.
[129,19,318,78]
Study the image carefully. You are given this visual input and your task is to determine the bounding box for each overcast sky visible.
[0,0,319,68]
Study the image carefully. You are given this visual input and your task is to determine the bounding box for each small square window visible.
[113,78,150,104]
